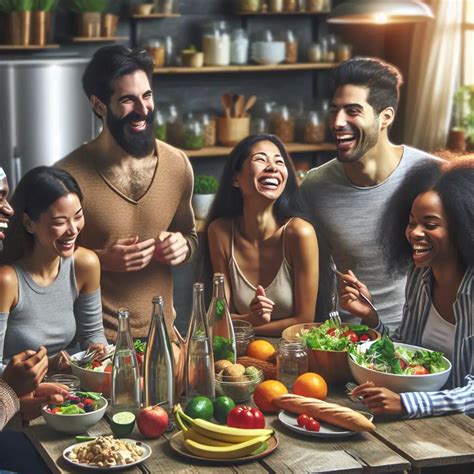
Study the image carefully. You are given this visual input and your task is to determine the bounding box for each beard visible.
[335,120,380,163]
[106,107,156,157]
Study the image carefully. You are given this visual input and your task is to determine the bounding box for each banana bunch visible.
[174,404,274,459]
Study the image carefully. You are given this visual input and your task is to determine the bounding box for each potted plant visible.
[31,0,55,45]
[0,0,34,45]
[192,175,218,220]
[66,0,108,37]
[449,85,474,151]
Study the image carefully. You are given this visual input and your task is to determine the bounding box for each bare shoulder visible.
[0,265,18,307]
[208,217,232,237]
[0,265,18,288]
[285,218,317,242]
[73,247,100,274]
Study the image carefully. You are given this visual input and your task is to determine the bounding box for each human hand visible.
[154,231,189,266]
[350,381,404,415]
[338,270,378,324]
[19,382,69,421]
[96,236,156,272]
[249,286,274,326]
[2,346,48,397]
[87,343,106,359]
[47,351,73,375]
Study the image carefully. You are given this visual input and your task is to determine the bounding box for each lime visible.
[184,396,214,421]
[213,396,235,424]
[111,411,136,437]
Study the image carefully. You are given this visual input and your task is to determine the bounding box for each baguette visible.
[274,394,375,432]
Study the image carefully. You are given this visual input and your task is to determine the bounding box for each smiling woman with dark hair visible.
[205,134,319,336]
[338,158,474,419]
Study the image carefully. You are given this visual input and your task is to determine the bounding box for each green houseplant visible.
[65,0,108,38]
[0,0,33,45]
[450,85,474,150]
[192,175,219,220]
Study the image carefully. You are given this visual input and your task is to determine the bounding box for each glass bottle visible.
[207,273,237,364]
[111,309,141,415]
[185,283,215,401]
[143,296,175,416]
[276,338,308,390]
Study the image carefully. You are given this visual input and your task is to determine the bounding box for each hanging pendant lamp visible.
[327,0,434,24]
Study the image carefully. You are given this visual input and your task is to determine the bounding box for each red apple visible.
[137,405,169,438]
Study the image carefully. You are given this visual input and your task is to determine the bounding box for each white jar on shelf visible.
[231,28,249,65]
[202,22,231,66]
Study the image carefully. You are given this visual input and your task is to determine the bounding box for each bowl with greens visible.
[348,336,452,392]
[282,322,380,384]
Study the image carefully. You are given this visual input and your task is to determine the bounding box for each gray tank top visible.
[3,258,79,361]
[228,220,295,320]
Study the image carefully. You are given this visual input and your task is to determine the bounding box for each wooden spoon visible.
[234,95,245,118]
[242,95,257,117]
[221,93,232,118]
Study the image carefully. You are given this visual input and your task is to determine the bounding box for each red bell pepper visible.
[227,406,265,429]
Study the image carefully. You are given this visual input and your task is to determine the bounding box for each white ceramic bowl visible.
[348,341,452,393]
[70,345,114,397]
[251,41,285,65]
[42,396,108,434]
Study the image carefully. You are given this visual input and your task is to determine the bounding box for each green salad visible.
[349,336,448,375]
[298,320,374,351]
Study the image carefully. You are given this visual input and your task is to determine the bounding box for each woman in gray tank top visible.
[0,167,107,375]
[205,134,319,336]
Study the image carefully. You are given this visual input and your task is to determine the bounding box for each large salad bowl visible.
[348,339,452,393]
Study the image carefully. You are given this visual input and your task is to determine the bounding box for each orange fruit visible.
[253,380,288,413]
[292,372,328,400]
[246,340,276,361]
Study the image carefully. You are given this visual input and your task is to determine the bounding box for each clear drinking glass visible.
[232,319,255,357]
[276,338,308,390]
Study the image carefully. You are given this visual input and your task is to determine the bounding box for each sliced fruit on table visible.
[111,411,136,437]
[184,396,214,421]
[292,372,328,400]
[253,379,288,413]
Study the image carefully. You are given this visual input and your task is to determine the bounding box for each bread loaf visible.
[236,356,277,380]
[274,394,375,432]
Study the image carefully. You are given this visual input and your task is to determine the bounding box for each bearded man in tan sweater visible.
[56,46,198,342]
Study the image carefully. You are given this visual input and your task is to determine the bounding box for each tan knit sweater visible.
[0,379,19,430]
[56,140,197,341]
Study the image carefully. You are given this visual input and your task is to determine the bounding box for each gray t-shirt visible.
[301,145,438,331]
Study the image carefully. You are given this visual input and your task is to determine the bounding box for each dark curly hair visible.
[380,159,474,275]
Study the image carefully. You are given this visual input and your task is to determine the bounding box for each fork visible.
[75,347,101,367]
[329,310,342,328]
[330,261,378,313]
[345,382,364,403]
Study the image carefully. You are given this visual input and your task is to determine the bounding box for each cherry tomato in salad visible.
[91,360,101,369]
[297,414,311,427]
[412,365,429,375]
[227,406,266,429]
[306,419,321,431]
[326,328,338,337]
[358,334,371,342]
[104,365,113,373]
[398,358,407,370]
[343,330,359,343]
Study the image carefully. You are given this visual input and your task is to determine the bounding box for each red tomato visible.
[227,406,265,429]
[399,359,407,370]
[412,365,429,375]
[343,330,359,343]
[104,365,113,373]
[358,334,371,342]
[326,328,338,337]
[297,414,311,427]
[306,419,321,431]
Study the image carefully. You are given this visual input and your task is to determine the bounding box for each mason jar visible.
[231,28,249,65]
[303,110,326,144]
[233,319,255,357]
[202,21,231,66]
[154,109,167,141]
[201,112,217,147]
[182,115,204,150]
[276,338,308,390]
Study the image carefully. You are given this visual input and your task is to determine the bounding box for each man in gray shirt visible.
[301,58,437,331]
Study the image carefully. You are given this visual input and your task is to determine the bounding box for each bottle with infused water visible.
[207,273,236,363]
[111,309,141,415]
[143,296,175,415]
[185,282,215,401]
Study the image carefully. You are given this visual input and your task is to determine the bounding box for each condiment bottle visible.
[276,337,308,390]
[185,283,215,401]
[207,273,237,364]
[111,309,141,415]
[143,296,175,419]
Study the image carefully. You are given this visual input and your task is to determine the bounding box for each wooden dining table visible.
[26,386,474,474]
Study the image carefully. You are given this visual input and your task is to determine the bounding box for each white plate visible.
[278,410,373,438]
[63,438,152,470]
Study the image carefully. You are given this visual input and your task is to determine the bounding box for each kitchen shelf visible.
[153,62,336,75]
[69,36,128,43]
[185,142,336,158]
[0,44,60,50]
[237,11,327,16]
[130,13,181,19]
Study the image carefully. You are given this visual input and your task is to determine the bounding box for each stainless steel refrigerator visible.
[0,57,97,188]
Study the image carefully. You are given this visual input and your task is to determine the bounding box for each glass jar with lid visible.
[182,114,204,150]
[232,319,255,357]
[284,30,298,64]
[308,43,322,63]
[273,105,295,143]
[154,109,167,141]
[231,28,249,65]
[268,0,283,13]
[201,112,217,147]
[303,110,326,144]
[143,38,166,68]
[239,0,261,12]
[305,0,324,12]
[276,338,308,389]
[283,0,297,12]
[202,21,231,66]
[155,0,177,13]
[165,104,183,146]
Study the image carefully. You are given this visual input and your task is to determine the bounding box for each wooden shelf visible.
[153,62,336,74]
[0,44,60,50]
[185,143,335,158]
[70,36,128,43]
[130,13,181,19]
[237,11,327,16]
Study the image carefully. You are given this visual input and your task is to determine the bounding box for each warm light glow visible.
[374,13,388,24]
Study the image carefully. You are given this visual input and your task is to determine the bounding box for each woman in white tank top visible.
[206,134,319,336]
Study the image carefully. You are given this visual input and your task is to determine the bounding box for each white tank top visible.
[421,303,455,362]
